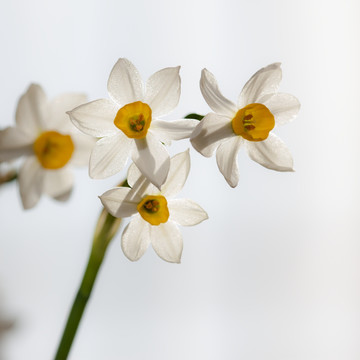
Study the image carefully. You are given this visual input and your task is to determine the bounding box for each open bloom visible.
[191,63,300,187]
[68,58,198,188]
[0,84,95,209]
[100,150,208,263]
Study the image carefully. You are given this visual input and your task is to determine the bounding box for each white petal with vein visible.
[89,133,132,179]
[151,221,183,263]
[107,58,144,106]
[261,92,301,126]
[200,69,237,117]
[68,99,119,137]
[238,63,282,106]
[216,136,243,187]
[121,215,150,261]
[246,133,294,171]
[100,187,139,218]
[145,66,181,117]
[168,199,208,226]
[161,149,190,198]
[150,119,198,141]
[131,133,170,189]
[190,113,234,157]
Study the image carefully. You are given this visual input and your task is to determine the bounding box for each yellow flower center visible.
[231,103,275,142]
[114,101,152,139]
[33,131,74,169]
[137,195,169,226]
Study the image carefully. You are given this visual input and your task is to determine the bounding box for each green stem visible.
[54,210,122,360]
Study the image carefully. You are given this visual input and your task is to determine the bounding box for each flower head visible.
[191,63,300,187]
[0,84,95,209]
[100,150,208,263]
[68,58,198,188]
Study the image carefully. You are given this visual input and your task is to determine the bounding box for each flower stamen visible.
[114,101,152,139]
[33,131,74,169]
[231,103,275,141]
[137,195,169,225]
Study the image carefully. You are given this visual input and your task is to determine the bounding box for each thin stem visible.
[54,211,122,360]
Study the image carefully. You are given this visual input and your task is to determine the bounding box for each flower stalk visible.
[54,209,122,360]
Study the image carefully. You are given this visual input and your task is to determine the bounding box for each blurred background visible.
[0,0,359,359]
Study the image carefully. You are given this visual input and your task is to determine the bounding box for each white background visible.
[0,0,360,359]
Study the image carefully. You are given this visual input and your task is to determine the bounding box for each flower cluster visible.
[0,58,300,262]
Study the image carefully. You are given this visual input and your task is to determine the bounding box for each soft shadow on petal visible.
[121,215,151,261]
[0,127,33,162]
[107,58,144,106]
[48,93,88,131]
[161,149,190,198]
[100,187,139,218]
[89,133,132,179]
[200,69,237,117]
[246,133,294,171]
[150,119,198,142]
[144,66,181,117]
[132,133,170,189]
[68,99,119,137]
[43,167,74,199]
[238,63,282,106]
[190,113,234,157]
[151,221,183,263]
[168,198,208,226]
[18,157,44,209]
[261,92,301,126]
[127,162,159,198]
[216,136,243,188]
[16,84,47,136]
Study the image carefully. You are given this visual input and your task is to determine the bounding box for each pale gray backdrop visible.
[0,0,359,359]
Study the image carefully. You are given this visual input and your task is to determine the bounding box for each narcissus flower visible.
[68,58,198,188]
[191,63,300,187]
[100,150,208,263]
[0,84,95,209]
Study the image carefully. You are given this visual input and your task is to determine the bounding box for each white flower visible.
[100,150,208,263]
[191,63,300,187]
[68,58,198,188]
[0,84,95,209]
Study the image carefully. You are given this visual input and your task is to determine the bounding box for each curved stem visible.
[54,211,122,360]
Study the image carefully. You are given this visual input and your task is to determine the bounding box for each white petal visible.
[43,167,74,198]
[161,149,190,198]
[16,84,47,136]
[238,63,282,106]
[150,221,183,263]
[144,66,181,117]
[150,119,198,142]
[190,113,234,157]
[261,92,301,126]
[0,127,33,162]
[68,99,118,137]
[18,157,44,209]
[127,162,159,198]
[89,133,132,179]
[69,132,96,166]
[200,69,237,117]
[107,58,144,106]
[168,199,208,226]
[246,133,294,171]
[216,136,243,188]
[121,215,151,261]
[100,187,139,218]
[132,133,170,189]
[48,93,87,131]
